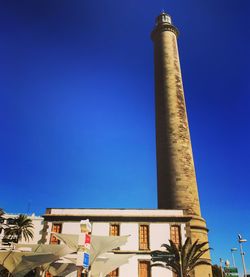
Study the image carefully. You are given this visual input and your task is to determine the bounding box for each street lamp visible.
[230,248,237,268]
[220,258,224,277]
[238,234,247,277]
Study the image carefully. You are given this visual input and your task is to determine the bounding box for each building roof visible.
[43,208,191,222]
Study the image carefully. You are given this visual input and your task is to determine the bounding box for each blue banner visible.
[83,253,90,268]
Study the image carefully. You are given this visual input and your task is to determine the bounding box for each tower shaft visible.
[151,14,200,216]
[151,13,212,277]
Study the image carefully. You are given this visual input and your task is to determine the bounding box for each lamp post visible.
[179,250,183,277]
[219,258,224,277]
[77,220,92,277]
[238,234,247,277]
[230,248,237,268]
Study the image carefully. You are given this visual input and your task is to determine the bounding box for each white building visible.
[0,213,44,246]
[42,208,191,277]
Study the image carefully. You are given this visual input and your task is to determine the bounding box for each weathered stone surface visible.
[151,14,212,277]
[152,27,200,216]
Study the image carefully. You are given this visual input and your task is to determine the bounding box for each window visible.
[139,225,149,250]
[110,224,120,250]
[50,223,62,244]
[110,224,120,236]
[170,225,181,247]
[106,268,119,277]
[139,261,151,277]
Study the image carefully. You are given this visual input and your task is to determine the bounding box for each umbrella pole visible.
[77,266,83,277]
[77,265,89,276]
[35,267,43,277]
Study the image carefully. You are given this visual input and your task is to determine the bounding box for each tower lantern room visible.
[155,12,172,25]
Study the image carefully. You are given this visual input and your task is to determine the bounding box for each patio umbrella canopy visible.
[0,244,74,277]
[45,260,77,276]
[0,251,55,277]
[53,233,130,264]
[0,234,132,276]
[91,253,133,277]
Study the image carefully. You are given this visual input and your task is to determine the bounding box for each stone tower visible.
[151,12,212,276]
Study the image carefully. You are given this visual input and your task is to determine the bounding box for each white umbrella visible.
[43,252,134,277]
[45,260,77,276]
[0,250,55,277]
[43,234,131,276]
[0,244,74,277]
[12,252,57,277]
[53,233,130,265]
[50,233,79,252]
[91,253,133,277]
[89,235,130,265]
[15,244,73,258]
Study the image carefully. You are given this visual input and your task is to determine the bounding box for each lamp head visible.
[80,219,92,233]
[240,239,247,243]
[225,260,230,267]
[238,234,247,243]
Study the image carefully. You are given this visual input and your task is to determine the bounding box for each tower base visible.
[187,215,212,277]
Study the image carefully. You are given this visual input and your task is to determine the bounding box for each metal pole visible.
[239,243,247,277]
[219,258,224,277]
[179,251,183,277]
[231,251,236,268]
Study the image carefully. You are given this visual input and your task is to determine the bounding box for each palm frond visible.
[4,214,34,243]
[151,237,211,277]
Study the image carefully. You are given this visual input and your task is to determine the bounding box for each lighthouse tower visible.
[151,12,212,276]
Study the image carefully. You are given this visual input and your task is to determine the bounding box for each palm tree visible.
[151,238,211,277]
[4,214,34,243]
[0,208,4,216]
[212,264,225,277]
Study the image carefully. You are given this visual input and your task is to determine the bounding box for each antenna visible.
[26,200,31,215]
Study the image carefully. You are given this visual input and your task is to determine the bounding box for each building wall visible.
[0,213,44,246]
[120,223,138,250]
[0,209,189,276]
[45,221,185,251]
[24,214,44,244]
[43,208,188,277]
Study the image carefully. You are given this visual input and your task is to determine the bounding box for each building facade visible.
[42,208,191,277]
[0,213,44,247]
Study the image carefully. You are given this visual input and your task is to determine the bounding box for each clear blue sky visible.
[0,0,250,271]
